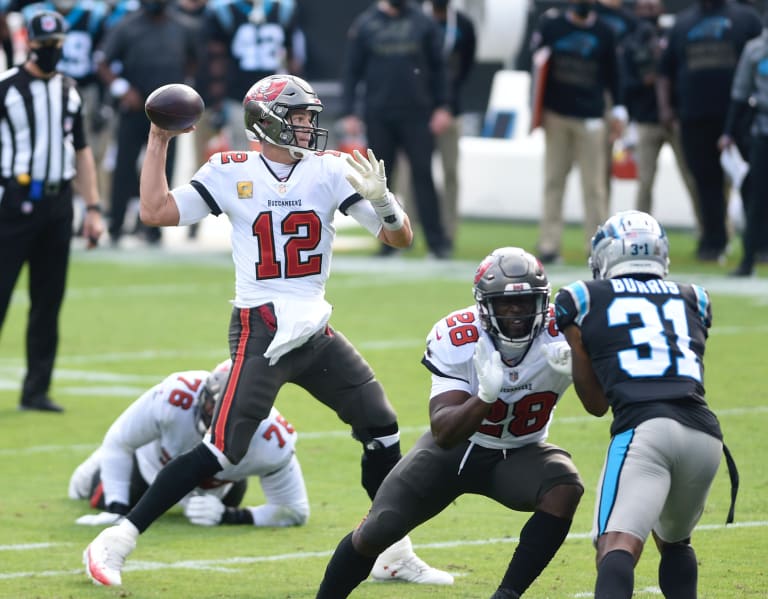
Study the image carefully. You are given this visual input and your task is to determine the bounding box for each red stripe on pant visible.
[214,308,251,452]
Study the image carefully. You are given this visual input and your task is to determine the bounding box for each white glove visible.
[184,494,225,526]
[545,341,573,376]
[75,511,124,526]
[473,339,504,404]
[345,148,404,230]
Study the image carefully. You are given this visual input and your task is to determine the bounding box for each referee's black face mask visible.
[30,41,63,74]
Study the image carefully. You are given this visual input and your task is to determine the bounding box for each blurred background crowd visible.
[0,0,765,275]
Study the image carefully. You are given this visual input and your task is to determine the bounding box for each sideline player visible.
[316,247,584,599]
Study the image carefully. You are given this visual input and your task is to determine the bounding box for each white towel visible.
[263,298,333,366]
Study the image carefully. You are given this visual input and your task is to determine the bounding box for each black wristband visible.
[107,501,130,515]
[85,204,102,213]
[221,507,255,525]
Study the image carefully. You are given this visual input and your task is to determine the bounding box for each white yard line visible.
[0,520,766,582]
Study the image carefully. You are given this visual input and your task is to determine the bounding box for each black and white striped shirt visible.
[0,66,87,186]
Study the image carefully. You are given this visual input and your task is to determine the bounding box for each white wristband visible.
[371,191,405,231]
[110,78,130,99]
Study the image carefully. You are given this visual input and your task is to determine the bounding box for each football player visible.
[555,210,728,599]
[82,74,451,588]
[69,360,310,529]
[316,247,584,599]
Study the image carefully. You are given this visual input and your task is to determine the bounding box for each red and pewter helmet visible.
[473,247,551,365]
[243,74,328,159]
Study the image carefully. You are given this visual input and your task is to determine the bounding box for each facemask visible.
[30,45,63,74]
[573,1,592,18]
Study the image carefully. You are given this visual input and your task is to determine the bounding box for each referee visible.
[0,10,104,412]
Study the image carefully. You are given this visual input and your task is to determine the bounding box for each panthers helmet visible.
[243,74,328,159]
[589,210,669,280]
[473,247,551,365]
[196,359,232,435]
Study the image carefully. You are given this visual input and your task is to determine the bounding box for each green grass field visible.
[0,220,766,598]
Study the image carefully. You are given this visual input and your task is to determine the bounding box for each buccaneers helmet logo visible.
[247,79,289,103]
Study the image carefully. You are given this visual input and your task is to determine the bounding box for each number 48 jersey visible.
[421,305,573,450]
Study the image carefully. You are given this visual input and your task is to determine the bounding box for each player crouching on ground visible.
[69,360,309,528]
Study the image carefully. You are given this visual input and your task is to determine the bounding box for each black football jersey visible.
[555,277,722,438]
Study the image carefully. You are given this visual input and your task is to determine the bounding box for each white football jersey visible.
[99,370,298,506]
[423,305,573,450]
[171,150,380,307]
[100,370,210,507]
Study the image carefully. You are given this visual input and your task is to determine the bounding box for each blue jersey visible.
[555,277,722,439]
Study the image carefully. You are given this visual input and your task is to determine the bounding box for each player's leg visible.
[316,431,461,598]
[480,443,583,598]
[592,420,675,599]
[84,306,283,585]
[245,454,310,526]
[653,423,722,599]
[295,328,401,501]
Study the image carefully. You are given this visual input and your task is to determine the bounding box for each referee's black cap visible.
[27,11,67,42]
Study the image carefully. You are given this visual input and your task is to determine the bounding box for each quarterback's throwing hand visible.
[473,339,504,404]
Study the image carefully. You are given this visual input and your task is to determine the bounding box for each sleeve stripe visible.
[190,179,222,216]
[339,192,363,216]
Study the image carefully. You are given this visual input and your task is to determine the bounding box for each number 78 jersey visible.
[422,305,573,450]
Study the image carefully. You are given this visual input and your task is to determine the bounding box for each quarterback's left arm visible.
[561,325,609,417]
[345,149,413,249]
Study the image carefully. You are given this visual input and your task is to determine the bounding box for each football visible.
[144,83,205,131]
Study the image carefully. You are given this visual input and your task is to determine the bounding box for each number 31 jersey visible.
[421,305,573,450]
[555,277,722,438]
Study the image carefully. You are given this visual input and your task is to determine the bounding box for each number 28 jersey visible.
[172,150,377,307]
[555,277,722,438]
[421,304,573,450]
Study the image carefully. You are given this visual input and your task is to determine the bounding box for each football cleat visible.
[83,522,137,586]
[371,536,454,585]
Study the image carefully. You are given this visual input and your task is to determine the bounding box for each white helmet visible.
[589,210,669,280]
[196,359,232,435]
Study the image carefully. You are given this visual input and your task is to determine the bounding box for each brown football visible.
[144,84,204,131]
